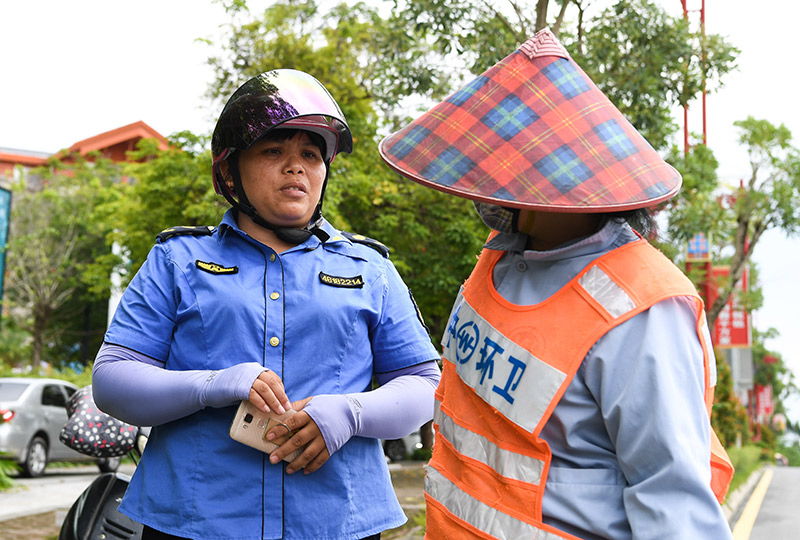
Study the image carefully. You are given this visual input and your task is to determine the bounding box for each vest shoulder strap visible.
[594,239,700,309]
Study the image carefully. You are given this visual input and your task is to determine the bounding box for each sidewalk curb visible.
[723,465,767,528]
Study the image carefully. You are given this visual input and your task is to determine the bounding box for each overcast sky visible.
[2,1,799,421]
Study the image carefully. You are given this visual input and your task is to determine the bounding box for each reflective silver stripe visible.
[435,402,544,485]
[578,265,635,318]
[442,295,565,432]
[426,465,564,540]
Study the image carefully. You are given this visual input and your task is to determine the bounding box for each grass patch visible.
[0,456,20,491]
[726,445,765,494]
[383,510,425,539]
[777,442,800,466]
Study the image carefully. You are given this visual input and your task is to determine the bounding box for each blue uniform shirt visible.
[105,209,438,540]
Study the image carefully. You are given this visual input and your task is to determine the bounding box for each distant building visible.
[0,120,169,186]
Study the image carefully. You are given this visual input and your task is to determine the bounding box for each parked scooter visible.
[56,386,147,540]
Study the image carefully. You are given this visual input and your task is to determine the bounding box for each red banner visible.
[755,384,773,419]
[710,266,751,348]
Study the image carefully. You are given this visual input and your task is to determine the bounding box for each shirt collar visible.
[484,219,639,261]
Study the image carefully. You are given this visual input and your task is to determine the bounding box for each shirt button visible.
[269,337,280,347]
[516,260,528,272]
[269,254,276,262]
[270,292,280,300]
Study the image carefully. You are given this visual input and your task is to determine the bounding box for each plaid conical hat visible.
[378,29,681,212]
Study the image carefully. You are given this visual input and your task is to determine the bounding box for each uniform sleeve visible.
[93,343,266,426]
[104,243,178,361]
[303,360,441,454]
[587,296,732,539]
[97,243,267,426]
[369,258,440,373]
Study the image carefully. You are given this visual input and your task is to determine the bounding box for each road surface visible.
[0,464,135,522]
[732,466,800,540]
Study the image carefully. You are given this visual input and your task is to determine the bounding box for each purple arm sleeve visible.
[92,342,266,426]
[303,360,441,455]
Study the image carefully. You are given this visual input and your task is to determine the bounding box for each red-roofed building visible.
[66,120,169,162]
[0,148,49,177]
[0,120,169,182]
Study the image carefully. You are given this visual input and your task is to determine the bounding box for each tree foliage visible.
[752,327,797,422]
[569,0,737,150]
[668,119,800,330]
[4,154,120,369]
[711,349,750,448]
[90,133,225,284]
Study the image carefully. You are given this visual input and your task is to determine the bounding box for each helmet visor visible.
[212,69,352,161]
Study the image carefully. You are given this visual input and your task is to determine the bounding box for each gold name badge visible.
[319,272,364,288]
[196,260,238,275]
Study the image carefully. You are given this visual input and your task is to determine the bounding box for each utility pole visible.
[681,0,707,154]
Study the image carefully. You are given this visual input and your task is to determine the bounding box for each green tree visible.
[667,119,800,331]
[711,349,750,448]
[569,0,737,150]
[751,327,797,430]
[4,154,120,370]
[90,133,225,283]
[664,142,725,255]
[391,0,573,76]
[699,118,800,330]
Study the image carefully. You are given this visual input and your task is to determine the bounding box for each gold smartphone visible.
[229,400,304,462]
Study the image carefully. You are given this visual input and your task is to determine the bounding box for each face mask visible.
[473,202,519,234]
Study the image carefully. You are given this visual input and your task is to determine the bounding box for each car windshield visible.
[0,381,29,401]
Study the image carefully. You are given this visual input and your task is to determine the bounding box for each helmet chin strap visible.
[224,156,330,244]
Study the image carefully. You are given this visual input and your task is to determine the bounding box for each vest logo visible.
[445,303,527,404]
[453,320,479,364]
[443,298,565,432]
[196,260,238,275]
[319,272,364,288]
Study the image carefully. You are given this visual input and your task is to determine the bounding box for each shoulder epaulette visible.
[156,225,215,243]
[340,231,390,258]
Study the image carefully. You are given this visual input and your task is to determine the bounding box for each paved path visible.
[0,464,135,522]
[732,466,800,539]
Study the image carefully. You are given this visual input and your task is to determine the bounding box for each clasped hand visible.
[248,370,330,474]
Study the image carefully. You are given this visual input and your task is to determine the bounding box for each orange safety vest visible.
[425,239,734,540]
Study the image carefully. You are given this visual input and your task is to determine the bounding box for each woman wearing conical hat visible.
[380,29,733,540]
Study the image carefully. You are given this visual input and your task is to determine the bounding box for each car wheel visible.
[97,455,122,473]
[23,436,48,478]
[384,439,406,462]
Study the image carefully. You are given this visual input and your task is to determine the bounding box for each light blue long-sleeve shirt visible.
[486,219,732,540]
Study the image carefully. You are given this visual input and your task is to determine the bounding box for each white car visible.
[0,377,121,477]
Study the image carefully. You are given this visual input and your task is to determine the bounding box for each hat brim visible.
[379,29,681,213]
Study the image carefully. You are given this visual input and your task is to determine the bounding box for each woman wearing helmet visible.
[92,69,440,540]
[380,30,733,540]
